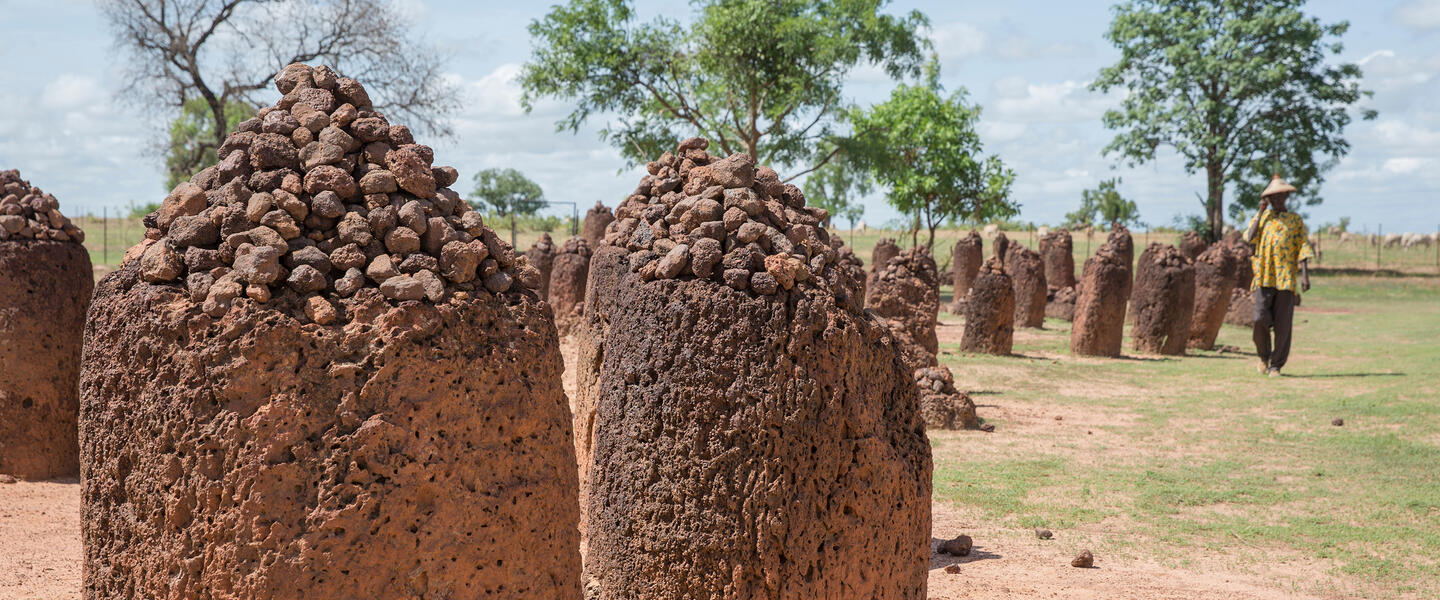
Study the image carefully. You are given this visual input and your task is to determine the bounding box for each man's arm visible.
[1243,198,1269,244]
[1299,220,1314,292]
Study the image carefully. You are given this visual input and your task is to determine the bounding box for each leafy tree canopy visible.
[1092,0,1373,240]
[1065,178,1142,229]
[519,0,929,176]
[845,60,1016,249]
[165,97,256,189]
[469,168,546,217]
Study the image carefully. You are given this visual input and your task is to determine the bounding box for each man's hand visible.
[1259,197,1270,212]
[1301,261,1311,292]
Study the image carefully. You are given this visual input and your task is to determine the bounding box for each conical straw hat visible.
[1261,174,1297,198]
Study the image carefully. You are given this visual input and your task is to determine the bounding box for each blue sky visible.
[3,0,1437,235]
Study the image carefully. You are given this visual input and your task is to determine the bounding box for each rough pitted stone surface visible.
[834,237,867,298]
[949,231,982,314]
[581,140,929,598]
[1045,285,1077,321]
[1070,229,1132,357]
[872,237,900,272]
[1179,231,1209,260]
[527,232,557,300]
[581,201,614,246]
[1187,243,1239,350]
[1225,287,1255,327]
[1040,229,1076,290]
[1109,225,1135,297]
[127,64,538,325]
[866,247,940,360]
[915,367,979,430]
[81,261,580,599]
[0,170,87,243]
[548,237,591,336]
[1130,243,1195,355]
[1224,231,1254,290]
[960,257,1014,355]
[0,239,92,480]
[1004,245,1046,328]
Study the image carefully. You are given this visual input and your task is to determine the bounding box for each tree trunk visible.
[1206,161,1225,242]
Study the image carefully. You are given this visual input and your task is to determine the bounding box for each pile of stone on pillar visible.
[580,137,931,599]
[866,246,980,430]
[0,170,92,481]
[79,64,580,599]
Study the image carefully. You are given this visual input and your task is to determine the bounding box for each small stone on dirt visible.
[939,534,972,556]
[979,423,995,432]
[0,474,16,484]
[943,564,961,575]
[1071,550,1094,568]
[1332,418,1344,426]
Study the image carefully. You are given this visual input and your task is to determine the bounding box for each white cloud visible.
[988,78,1116,123]
[1394,0,1440,32]
[435,64,635,217]
[40,74,103,111]
[1383,157,1430,174]
[927,21,987,64]
[991,36,1093,61]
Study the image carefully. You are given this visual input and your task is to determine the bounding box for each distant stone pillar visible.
[1180,231,1209,260]
[1187,244,1239,350]
[1070,229,1132,357]
[871,237,899,270]
[960,257,1014,355]
[949,231,983,313]
[1040,229,1076,290]
[526,232,557,299]
[0,239,92,480]
[549,237,592,336]
[865,248,940,358]
[1005,246,1046,328]
[1130,244,1196,355]
[581,201,614,246]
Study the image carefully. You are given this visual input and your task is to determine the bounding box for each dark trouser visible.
[1252,287,1295,369]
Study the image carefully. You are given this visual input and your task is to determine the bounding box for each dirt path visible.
[0,479,80,600]
[925,502,1319,600]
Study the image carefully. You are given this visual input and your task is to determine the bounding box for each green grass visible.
[928,273,1440,598]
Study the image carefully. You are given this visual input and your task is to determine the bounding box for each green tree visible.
[1091,0,1374,240]
[519,0,929,176]
[1065,178,1141,229]
[846,61,1016,249]
[802,151,869,238]
[166,97,257,189]
[470,168,546,246]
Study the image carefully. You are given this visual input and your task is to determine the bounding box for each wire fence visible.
[69,212,1440,278]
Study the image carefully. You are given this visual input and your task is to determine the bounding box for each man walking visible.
[1244,175,1314,377]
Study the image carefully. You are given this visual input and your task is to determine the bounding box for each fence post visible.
[1376,224,1382,273]
[102,206,108,266]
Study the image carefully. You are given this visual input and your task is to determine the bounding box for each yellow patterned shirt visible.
[1246,210,1313,293]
